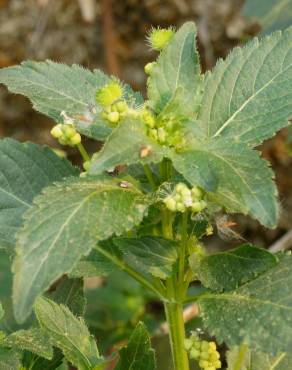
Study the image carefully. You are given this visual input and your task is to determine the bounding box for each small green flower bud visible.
[184,338,193,351]
[200,351,210,360]
[209,342,217,351]
[50,124,63,139]
[108,111,120,124]
[96,81,123,106]
[63,125,76,139]
[199,360,209,368]
[181,187,192,197]
[206,224,213,236]
[206,367,216,370]
[147,27,175,51]
[190,348,200,360]
[116,101,128,113]
[59,137,68,146]
[214,360,221,368]
[201,341,210,351]
[209,352,220,361]
[157,127,167,143]
[165,197,177,212]
[144,62,155,75]
[175,183,189,193]
[191,186,203,199]
[142,111,156,128]
[149,128,158,141]
[70,133,81,146]
[191,201,206,213]
[183,197,193,207]
[176,202,185,212]
[174,193,182,202]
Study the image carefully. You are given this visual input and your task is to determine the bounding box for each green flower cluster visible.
[50,123,81,147]
[163,183,206,213]
[96,81,128,125]
[142,110,185,149]
[185,334,221,370]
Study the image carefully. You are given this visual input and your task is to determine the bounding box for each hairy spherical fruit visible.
[96,81,123,106]
[147,27,175,51]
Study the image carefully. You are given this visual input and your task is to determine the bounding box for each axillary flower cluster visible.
[163,183,207,213]
[50,121,81,147]
[96,80,128,125]
[184,333,221,370]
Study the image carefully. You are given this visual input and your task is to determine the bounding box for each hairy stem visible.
[164,298,190,370]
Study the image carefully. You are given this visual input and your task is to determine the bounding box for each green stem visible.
[94,245,166,300]
[77,143,90,162]
[178,211,188,291]
[143,164,156,190]
[164,298,190,370]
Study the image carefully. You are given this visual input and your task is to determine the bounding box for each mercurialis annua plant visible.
[0,22,291,370]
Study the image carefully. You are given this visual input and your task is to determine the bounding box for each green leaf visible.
[50,277,86,316]
[191,244,277,292]
[116,322,156,370]
[171,140,278,227]
[0,60,142,141]
[13,177,149,323]
[70,248,115,278]
[114,236,178,279]
[148,22,202,117]
[0,138,78,249]
[0,348,20,370]
[196,27,292,146]
[35,297,101,370]
[198,254,292,355]
[89,118,166,175]
[2,328,53,360]
[227,344,290,370]
[243,0,292,35]
[0,303,3,321]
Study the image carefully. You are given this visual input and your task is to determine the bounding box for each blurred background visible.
[0,0,291,369]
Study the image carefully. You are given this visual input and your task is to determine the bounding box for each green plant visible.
[0,22,291,370]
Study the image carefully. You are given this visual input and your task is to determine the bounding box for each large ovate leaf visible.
[171,140,277,227]
[198,254,292,355]
[35,297,101,370]
[148,22,202,117]
[195,27,292,146]
[243,0,292,35]
[114,236,178,279]
[89,118,166,175]
[191,244,277,292]
[0,60,142,140]
[227,344,291,370]
[116,322,156,370]
[0,138,78,249]
[13,177,149,322]
[2,328,53,360]
[0,348,20,370]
